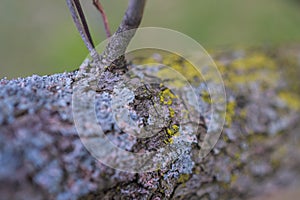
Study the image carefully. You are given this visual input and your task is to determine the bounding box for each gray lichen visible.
[0,48,300,200]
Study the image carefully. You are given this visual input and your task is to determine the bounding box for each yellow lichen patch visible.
[220,182,230,190]
[239,108,247,119]
[171,124,179,132]
[166,125,179,137]
[159,88,177,105]
[247,133,268,144]
[181,109,189,120]
[233,152,242,167]
[155,68,187,88]
[222,134,230,143]
[162,56,200,84]
[167,128,173,135]
[164,137,174,144]
[201,90,211,103]
[231,53,276,70]
[225,100,236,127]
[139,53,203,88]
[271,145,287,169]
[169,107,175,118]
[217,53,279,91]
[278,91,300,110]
[164,124,180,144]
[177,174,190,184]
[230,174,238,184]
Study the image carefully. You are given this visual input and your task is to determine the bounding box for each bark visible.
[0,48,300,200]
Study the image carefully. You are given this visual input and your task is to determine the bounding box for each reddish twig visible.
[67,0,146,68]
[93,0,111,38]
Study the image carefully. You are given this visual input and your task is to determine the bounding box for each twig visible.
[93,0,111,38]
[66,0,99,61]
[67,0,147,70]
[117,0,147,33]
[73,0,95,48]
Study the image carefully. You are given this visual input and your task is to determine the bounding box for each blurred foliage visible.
[1,0,300,78]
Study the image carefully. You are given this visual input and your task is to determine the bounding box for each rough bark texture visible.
[0,47,300,200]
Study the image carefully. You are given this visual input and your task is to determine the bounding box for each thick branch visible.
[0,48,300,200]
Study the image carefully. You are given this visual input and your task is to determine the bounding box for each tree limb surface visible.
[0,48,300,200]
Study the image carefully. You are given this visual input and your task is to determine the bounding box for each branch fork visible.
[66,0,146,70]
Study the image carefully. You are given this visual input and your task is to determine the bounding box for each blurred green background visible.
[1,0,300,79]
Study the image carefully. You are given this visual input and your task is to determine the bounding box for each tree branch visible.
[99,0,147,71]
[117,0,147,33]
[67,0,147,71]
[1,49,300,199]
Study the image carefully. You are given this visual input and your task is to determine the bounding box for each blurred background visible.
[1,0,300,79]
